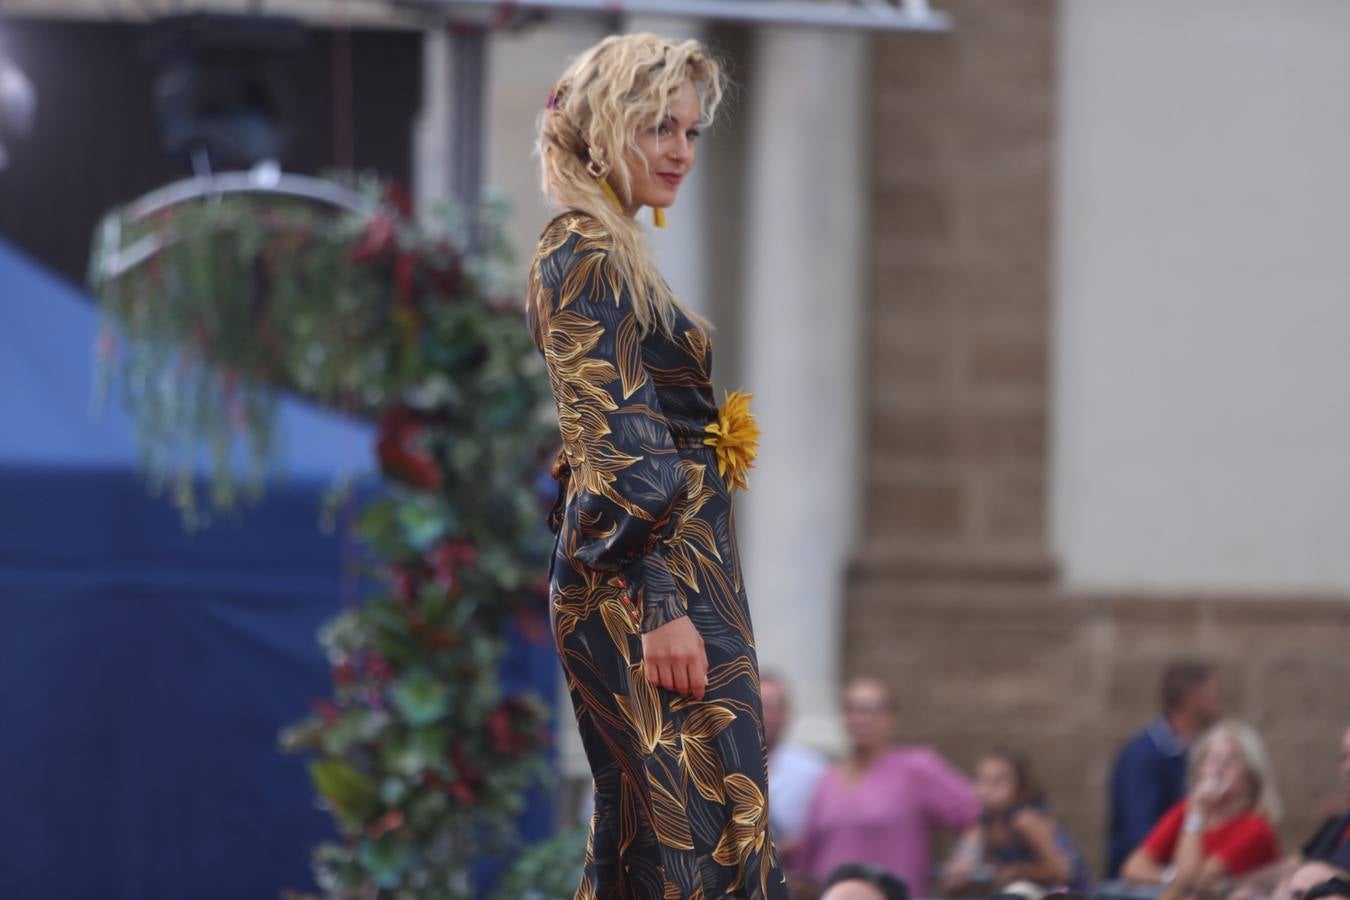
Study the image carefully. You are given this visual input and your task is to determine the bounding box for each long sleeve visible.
[536,228,690,632]
[917,748,980,831]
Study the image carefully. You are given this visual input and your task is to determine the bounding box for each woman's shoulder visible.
[536,210,613,260]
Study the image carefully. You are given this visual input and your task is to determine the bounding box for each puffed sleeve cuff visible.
[624,551,687,633]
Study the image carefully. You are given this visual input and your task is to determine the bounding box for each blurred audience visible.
[763,672,828,856]
[1280,862,1350,900]
[1236,726,1350,900]
[793,676,978,897]
[820,862,909,900]
[1109,661,1222,877]
[939,749,1091,896]
[1302,875,1350,900]
[1122,720,1281,892]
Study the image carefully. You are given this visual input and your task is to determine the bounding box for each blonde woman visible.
[1123,720,1283,894]
[527,34,786,899]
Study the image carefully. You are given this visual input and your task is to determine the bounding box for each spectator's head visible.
[1339,724,1350,804]
[1162,660,1219,734]
[975,749,1045,815]
[1288,862,1350,900]
[821,863,909,900]
[761,672,789,751]
[1190,720,1282,822]
[843,676,895,757]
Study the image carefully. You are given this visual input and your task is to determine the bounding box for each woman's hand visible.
[940,859,977,894]
[1192,773,1230,817]
[641,616,707,700]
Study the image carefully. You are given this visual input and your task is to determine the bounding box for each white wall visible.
[1054,0,1350,590]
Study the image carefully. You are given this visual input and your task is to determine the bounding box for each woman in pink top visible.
[793,677,980,897]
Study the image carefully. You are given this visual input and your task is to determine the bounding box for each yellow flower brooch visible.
[704,390,760,493]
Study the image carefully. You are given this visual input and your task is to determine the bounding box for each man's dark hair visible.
[1162,660,1214,714]
[821,863,908,900]
[1303,877,1350,900]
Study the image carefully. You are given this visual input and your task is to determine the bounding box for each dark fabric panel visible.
[0,467,557,900]
[0,19,422,287]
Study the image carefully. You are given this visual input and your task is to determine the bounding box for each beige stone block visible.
[874,181,959,244]
[870,405,1046,465]
[959,168,1053,267]
[872,32,961,91]
[966,327,1048,391]
[865,473,969,540]
[980,465,1047,545]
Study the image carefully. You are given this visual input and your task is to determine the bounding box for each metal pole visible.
[447,26,488,211]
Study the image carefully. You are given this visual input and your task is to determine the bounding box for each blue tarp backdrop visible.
[0,240,557,899]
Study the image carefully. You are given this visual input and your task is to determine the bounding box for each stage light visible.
[145,13,304,174]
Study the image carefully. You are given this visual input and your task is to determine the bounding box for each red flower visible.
[447,743,482,806]
[391,565,420,606]
[449,778,477,806]
[312,699,341,725]
[332,661,356,686]
[349,213,397,264]
[376,407,442,492]
[366,809,405,839]
[488,698,541,756]
[427,539,476,593]
[394,252,418,308]
[365,653,396,682]
[430,245,461,299]
[384,182,414,219]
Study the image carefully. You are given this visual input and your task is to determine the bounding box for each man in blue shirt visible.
[1106,660,1221,877]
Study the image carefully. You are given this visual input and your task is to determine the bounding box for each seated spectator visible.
[762,672,828,855]
[1234,724,1350,900]
[1122,720,1282,892]
[939,750,1091,896]
[1282,861,1350,900]
[820,863,908,900]
[794,676,979,897]
[1108,660,1221,877]
[1303,875,1350,900]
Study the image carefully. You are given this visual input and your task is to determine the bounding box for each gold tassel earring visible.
[597,178,623,213]
[652,207,667,229]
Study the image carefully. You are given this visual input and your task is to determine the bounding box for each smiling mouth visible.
[658,173,683,187]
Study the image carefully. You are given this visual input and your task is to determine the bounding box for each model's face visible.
[1197,734,1254,805]
[760,678,788,751]
[975,756,1019,813]
[843,679,893,754]
[1338,726,1350,801]
[616,80,701,214]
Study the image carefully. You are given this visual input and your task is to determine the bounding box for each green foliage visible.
[90,179,562,898]
[491,825,589,900]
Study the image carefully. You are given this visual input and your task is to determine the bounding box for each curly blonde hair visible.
[534,32,725,336]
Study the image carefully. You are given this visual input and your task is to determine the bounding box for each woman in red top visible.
[1123,720,1283,893]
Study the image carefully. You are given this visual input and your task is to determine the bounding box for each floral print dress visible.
[528,212,786,900]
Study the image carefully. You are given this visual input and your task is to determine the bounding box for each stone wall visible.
[858,0,1350,873]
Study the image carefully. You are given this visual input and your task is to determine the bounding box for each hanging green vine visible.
[89,179,562,898]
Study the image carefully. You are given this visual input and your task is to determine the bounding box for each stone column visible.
[737,27,869,753]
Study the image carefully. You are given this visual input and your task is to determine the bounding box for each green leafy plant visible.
[90,179,560,898]
[490,825,588,900]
